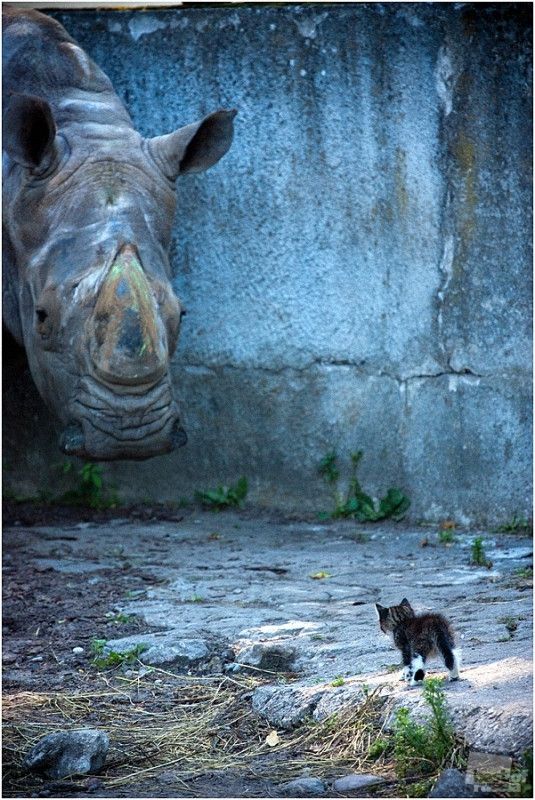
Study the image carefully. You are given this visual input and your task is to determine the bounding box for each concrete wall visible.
[3,3,532,523]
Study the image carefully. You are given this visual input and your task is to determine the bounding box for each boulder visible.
[24,729,109,779]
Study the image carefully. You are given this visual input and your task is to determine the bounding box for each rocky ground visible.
[2,504,532,797]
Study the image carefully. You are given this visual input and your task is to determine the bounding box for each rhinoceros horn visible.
[148,108,237,180]
[89,244,168,386]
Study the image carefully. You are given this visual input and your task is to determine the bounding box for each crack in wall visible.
[176,358,487,384]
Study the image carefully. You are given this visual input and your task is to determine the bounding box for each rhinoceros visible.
[2,7,235,460]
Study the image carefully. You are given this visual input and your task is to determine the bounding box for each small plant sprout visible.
[90,639,148,670]
[318,450,410,522]
[438,529,456,545]
[59,461,119,509]
[195,477,248,510]
[331,675,345,687]
[470,537,493,568]
[496,514,532,535]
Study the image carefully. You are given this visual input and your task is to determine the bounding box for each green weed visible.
[331,675,345,687]
[515,566,533,580]
[438,530,456,545]
[195,477,248,510]
[470,537,492,568]
[59,462,119,509]
[393,677,457,779]
[319,450,410,522]
[90,639,148,670]
[496,515,532,535]
[105,612,135,625]
[368,737,390,759]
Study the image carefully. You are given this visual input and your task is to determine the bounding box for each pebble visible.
[72,647,84,654]
[332,774,384,791]
[280,777,325,796]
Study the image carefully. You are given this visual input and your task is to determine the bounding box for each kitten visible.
[375,597,461,687]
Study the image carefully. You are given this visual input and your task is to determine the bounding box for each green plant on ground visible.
[368,736,390,759]
[470,537,492,568]
[195,476,248,510]
[509,749,533,797]
[331,675,345,687]
[496,514,532,535]
[438,529,456,545]
[497,615,520,641]
[393,677,457,780]
[59,462,119,509]
[105,612,135,625]
[515,566,533,580]
[90,638,148,670]
[318,450,410,522]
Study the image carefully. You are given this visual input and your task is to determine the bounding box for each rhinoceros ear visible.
[148,109,237,180]
[3,94,57,170]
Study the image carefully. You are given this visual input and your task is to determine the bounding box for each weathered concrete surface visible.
[3,3,532,525]
[4,512,532,758]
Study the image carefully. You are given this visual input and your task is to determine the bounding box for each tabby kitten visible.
[375,598,461,686]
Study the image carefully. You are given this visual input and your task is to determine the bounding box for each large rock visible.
[252,684,326,729]
[312,684,367,721]
[24,729,109,779]
[103,633,210,669]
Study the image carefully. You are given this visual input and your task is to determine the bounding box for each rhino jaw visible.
[59,416,187,461]
[60,376,187,461]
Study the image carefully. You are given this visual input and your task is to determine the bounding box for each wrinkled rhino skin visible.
[2,7,235,460]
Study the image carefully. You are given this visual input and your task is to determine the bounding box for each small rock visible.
[429,768,475,797]
[280,776,326,796]
[332,774,384,792]
[24,729,109,779]
[72,647,84,655]
[239,642,297,671]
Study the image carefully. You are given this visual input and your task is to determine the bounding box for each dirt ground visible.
[2,501,533,798]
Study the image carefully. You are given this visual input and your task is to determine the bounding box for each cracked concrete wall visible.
[3,3,532,523]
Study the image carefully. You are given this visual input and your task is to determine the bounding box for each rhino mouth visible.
[61,376,187,460]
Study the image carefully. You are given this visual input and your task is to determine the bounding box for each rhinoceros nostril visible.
[171,421,188,449]
[59,423,85,456]
[36,307,48,324]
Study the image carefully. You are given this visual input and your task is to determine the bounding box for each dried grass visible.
[3,670,392,795]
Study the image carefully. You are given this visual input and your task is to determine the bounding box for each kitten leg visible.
[409,653,426,687]
[437,627,460,681]
[449,648,462,681]
[400,643,413,683]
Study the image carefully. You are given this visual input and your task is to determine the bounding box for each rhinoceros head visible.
[3,92,236,460]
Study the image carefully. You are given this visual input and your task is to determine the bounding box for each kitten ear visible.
[400,598,412,608]
[375,603,385,618]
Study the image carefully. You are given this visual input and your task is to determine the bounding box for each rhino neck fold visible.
[89,243,167,386]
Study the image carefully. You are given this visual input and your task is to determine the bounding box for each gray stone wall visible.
[3,3,532,523]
